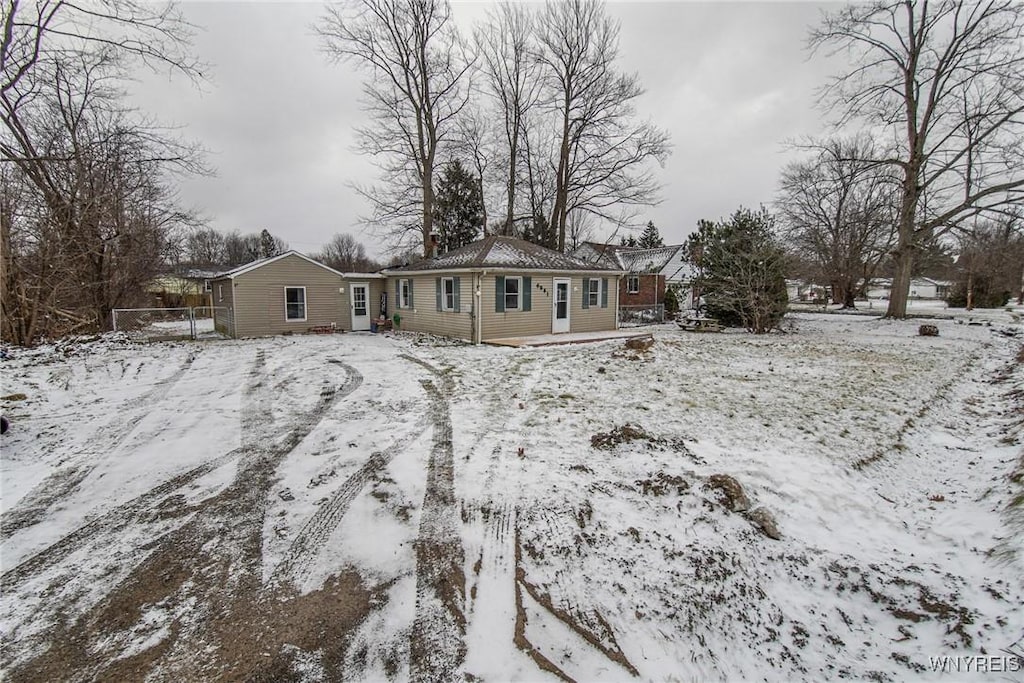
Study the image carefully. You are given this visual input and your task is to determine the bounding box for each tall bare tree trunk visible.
[886,164,921,318]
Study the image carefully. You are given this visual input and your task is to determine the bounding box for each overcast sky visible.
[132,1,840,257]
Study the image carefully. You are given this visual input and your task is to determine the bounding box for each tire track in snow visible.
[513,512,640,681]
[0,350,201,539]
[404,356,468,683]
[269,414,430,588]
[1,352,362,591]
[853,346,981,470]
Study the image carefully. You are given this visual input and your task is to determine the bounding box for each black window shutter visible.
[601,278,609,308]
[495,275,505,313]
[408,279,414,308]
[453,276,461,311]
[435,278,442,311]
[582,278,590,309]
[523,276,532,312]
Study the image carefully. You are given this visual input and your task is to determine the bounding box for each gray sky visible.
[133,1,838,257]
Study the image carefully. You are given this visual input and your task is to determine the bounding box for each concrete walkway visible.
[484,329,653,348]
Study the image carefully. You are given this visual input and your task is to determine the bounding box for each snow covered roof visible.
[573,242,685,273]
[386,235,621,273]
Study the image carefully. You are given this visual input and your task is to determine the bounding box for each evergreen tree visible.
[638,221,664,249]
[686,207,788,334]
[664,285,681,315]
[619,234,638,247]
[433,160,484,253]
[522,212,558,250]
[260,229,283,258]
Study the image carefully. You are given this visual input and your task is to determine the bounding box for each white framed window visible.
[588,278,601,307]
[504,276,522,311]
[218,284,224,302]
[204,279,212,293]
[399,279,411,308]
[627,275,640,294]
[285,286,307,321]
[442,277,455,312]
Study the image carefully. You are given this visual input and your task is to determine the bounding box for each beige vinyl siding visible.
[570,274,618,333]
[481,274,552,340]
[231,254,345,337]
[479,273,618,340]
[386,274,474,341]
[339,279,385,329]
[211,277,236,337]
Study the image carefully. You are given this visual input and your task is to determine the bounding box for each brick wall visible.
[620,274,664,306]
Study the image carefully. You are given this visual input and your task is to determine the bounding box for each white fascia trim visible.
[226,251,356,279]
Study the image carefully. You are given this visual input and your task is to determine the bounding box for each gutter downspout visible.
[616,273,623,330]
[475,270,485,344]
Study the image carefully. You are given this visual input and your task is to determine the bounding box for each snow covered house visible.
[209,251,386,338]
[572,242,696,309]
[211,237,622,342]
[383,235,623,343]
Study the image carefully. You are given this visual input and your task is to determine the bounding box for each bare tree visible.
[535,0,670,252]
[2,0,201,100]
[777,136,899,308]
[184,228,227,267]
[811,0,1024,318]
[566,209,595,251]
[318,0,472,258]
[474,1,542,235]
[223,231,259,267]
[451,107,492,234]
[315,233,378,272]
[950,212,1024,309]
[2,46,203,343]
[1,0,206,344]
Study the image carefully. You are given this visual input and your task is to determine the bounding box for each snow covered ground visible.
[1,312,1022,681]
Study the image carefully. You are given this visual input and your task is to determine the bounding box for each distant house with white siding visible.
[865,277,953,300]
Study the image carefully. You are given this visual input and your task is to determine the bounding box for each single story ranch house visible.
[211,236,623,343]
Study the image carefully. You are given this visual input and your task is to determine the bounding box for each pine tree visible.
[522,212,558,250]
[260,229,280,258]
[638,221,664,249]
[433,160,484,253]
[619,234,638,247]
[686,207,788,333]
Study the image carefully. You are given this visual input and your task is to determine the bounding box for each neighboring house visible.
[147,269,221,308]
[786,279,830,303]
[384,235,622,343]
[209,251,386,338]
[865,277,952,300]
[572,242,696,309]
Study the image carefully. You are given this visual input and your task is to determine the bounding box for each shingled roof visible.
[386,235,620,272]
[574,242,684,273]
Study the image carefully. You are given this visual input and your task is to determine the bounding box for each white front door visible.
[552,278,570,333]
[351,283,371,331]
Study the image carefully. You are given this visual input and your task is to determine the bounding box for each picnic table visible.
[677,315,722,333]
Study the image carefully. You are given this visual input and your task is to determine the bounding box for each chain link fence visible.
[112,307,232,341]
[619,304,666,326]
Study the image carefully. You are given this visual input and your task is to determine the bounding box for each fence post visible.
[189,307,196,340]
[112,310,119,331]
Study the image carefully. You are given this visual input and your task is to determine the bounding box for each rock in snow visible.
[704,473,751,513]
[745,506,782,539]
